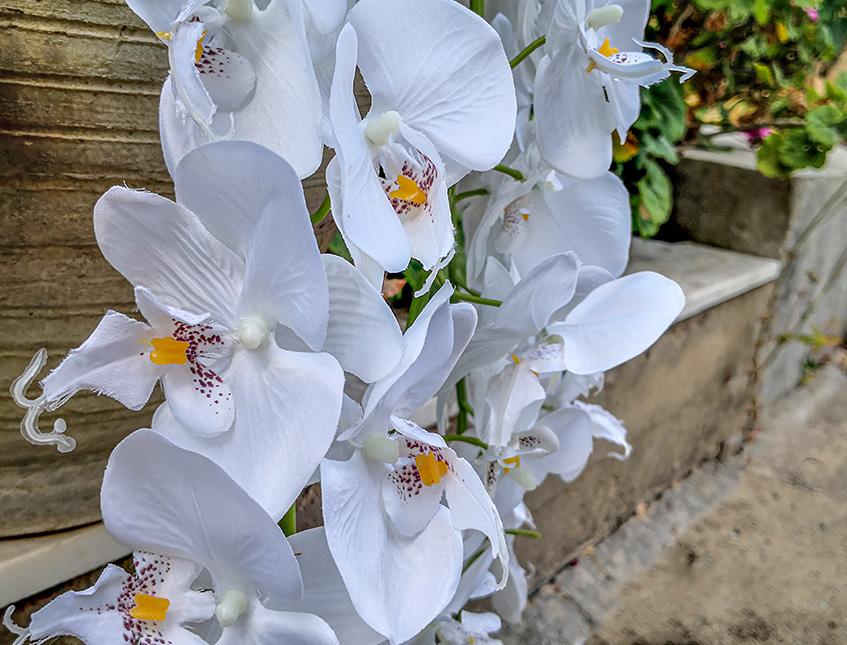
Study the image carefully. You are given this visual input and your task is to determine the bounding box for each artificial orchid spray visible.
[6,0,691,643]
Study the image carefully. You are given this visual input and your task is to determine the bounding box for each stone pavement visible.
[501,365,847,645]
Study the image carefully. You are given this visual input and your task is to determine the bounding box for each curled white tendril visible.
[10,349,76,453]
[3,607,35,645]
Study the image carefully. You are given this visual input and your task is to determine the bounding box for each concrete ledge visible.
[628,239,781,322]
[0,240,782,607]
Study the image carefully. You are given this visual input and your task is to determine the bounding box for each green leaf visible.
[752,62,774,85]
[402,260,428,291]
[778,129,829,170]
[757,133,790,178]
[641,132,680,164]
[328,232,352,262]
[806,105,842,147]
[635,160,673,237]
[753,0,770,25]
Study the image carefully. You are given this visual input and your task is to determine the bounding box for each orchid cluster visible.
[6,0,691,643]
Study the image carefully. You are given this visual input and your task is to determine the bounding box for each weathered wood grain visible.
[0,0,338,536]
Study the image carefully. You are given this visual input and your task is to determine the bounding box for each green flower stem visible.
[469,0,484,17]
[451,291,502,307]
[455,379,471,435]
[505,528,542,539]
[280,504,297,536]
[443,434,488,449]
[510,35,546,69]
[310,192,331,224]
[462,545,487,573]
[493,164,525,182]
[454,188,490,203]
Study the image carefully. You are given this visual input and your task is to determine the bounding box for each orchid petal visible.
[535,51,616,179]
[328,26,411,273]
[94,186,245,329]
[154,343,342,519]
[576,401,631,460]
[515,173,631,278]
[530,406,595,482]
[169,21,216,127]
[225,0,323,178]
[40,311,159,410]
[443,457,509,588]
[553,271,684,374]
[102,431,303,604]
[288,528,385,645]
[216,598,338,645]
[349,0,516,179]
[322,254,403,383]
[321,452,463,644]
[125,0,205,33]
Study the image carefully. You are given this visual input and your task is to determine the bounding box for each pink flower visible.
[805,7,820,22]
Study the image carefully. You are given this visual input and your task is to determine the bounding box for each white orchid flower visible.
[449,256,685,390]
[535,0,694,179]
[445,253,582,389]
[325,0,516,286]
[13,143,343,518]
[139,0,326,178]
[321,284,509,644]
[464,147,631,286]
[5,431,341,644]
[3,552,215,645]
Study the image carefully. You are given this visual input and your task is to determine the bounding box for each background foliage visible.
[620,0,847,237]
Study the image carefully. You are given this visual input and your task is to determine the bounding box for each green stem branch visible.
[280,504,297,536]
[455,379,470,435]
[310,192,331,225]
[469,0,484,17]
[454,188,490,203]
[505,528,542,539]
[443,434,488,449]
[451,292,502,307]
[493,164,525,182]
[510,35,546,69]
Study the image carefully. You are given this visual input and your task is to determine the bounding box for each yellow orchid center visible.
[389,175,428,205]
[130,593,170,622]
[155,31,173,41]
[149,337,190,365]
[587,37,620,72]
[503,455,521,474]
[194,31,207,63]
[415,452,449,487]
[598,37,619,57]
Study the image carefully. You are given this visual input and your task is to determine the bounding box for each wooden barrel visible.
[0,0,336,537]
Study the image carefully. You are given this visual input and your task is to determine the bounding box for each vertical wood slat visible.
[0,0,338,536]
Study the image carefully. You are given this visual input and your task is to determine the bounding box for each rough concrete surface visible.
[502,365,847,645]
[516,285,771,581]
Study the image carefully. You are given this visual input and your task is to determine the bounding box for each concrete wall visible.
[516,285,772,581]
[672,148,847,406]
